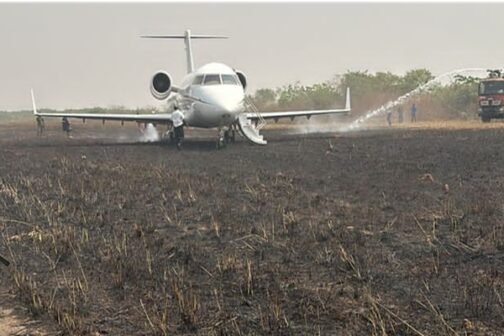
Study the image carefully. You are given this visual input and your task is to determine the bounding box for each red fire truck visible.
[478,73,504,122]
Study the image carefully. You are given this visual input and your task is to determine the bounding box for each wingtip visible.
[345,87,351,111]
[31,89,38,115]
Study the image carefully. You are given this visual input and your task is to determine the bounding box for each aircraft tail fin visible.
[141,29,228,74]
[31,89,38,115]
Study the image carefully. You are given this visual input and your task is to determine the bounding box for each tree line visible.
[248,69,480,121]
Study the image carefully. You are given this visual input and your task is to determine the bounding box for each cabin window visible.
[222,74,238,85]
[203,74,221,85]
[192,75,204,85]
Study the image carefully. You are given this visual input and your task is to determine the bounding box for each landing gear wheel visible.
[224,130,236,144]
[223,129,236,144]
[216,129,227,149]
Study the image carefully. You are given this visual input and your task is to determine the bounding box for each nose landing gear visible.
[216,128,226,150]
[216,127,236,149]
[224,129,236,143]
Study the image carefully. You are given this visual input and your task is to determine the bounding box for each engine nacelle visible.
[150,71,172,100]
[235,70,247,91]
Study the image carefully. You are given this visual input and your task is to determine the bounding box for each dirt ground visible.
[0,287,57,336]
[1,120,504,335]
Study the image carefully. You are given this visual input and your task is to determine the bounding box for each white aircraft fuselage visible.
[173,62,245,128]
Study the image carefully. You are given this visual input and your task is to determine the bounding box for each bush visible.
[249,69,481,121]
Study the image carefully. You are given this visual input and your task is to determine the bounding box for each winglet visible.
[345,87,351,112]
[31,89,38,115]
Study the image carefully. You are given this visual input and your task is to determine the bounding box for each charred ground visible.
[1,122,504,335]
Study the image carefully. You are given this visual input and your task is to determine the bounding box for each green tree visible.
[400,69,434,92]
[305,83,342,109]
[277,82,312,110]
[251,88,277,110]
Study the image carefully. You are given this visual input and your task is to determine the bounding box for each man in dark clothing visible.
[386,109,392,126]
[62,117,72,137]
[36,116,45,136]
[411,103,417,122]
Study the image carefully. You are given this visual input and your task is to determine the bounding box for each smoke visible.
[340,68,488,132]
[139,123,160,142]
[286,116,351,135]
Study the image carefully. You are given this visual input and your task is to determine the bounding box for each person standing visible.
[36,116,45,136]
[386,109,392,126]
[171,108,185,150]
[411,103,417,122]
[62,117,72,137]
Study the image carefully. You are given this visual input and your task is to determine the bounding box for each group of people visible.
[36,116,72,137]
[387,103,417,126]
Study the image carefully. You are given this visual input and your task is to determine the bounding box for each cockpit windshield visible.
[204,74,221,85]
[192,74,240,86]
[222,74,238,85]
[192,75,204,85]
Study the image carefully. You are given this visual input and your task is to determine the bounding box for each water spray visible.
[341,68,490,132]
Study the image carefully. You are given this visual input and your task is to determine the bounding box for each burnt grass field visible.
[1,122,504,335]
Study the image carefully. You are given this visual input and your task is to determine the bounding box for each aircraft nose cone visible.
[218,100,243,114]
[197,86,245,116]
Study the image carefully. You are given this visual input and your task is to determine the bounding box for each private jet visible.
[31,29,351,147]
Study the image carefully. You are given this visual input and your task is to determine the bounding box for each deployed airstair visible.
[237,97,267,145]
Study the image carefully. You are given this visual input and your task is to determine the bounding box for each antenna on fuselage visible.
[141,29,228,74]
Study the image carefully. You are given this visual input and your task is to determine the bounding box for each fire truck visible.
[478,71,504,122]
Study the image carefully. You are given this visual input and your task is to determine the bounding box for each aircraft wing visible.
[247,87,351,121]
[31,90,173,124]
[34,111,173,124]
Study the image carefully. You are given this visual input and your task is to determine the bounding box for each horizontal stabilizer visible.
[141,35,228,39]
[141,30,228,73]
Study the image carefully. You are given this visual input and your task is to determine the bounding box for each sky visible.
[1,2,504,110]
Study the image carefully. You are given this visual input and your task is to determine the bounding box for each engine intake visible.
[150,71,172,100]
[235,70,247,91]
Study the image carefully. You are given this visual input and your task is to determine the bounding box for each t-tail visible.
[141,29,228,74]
